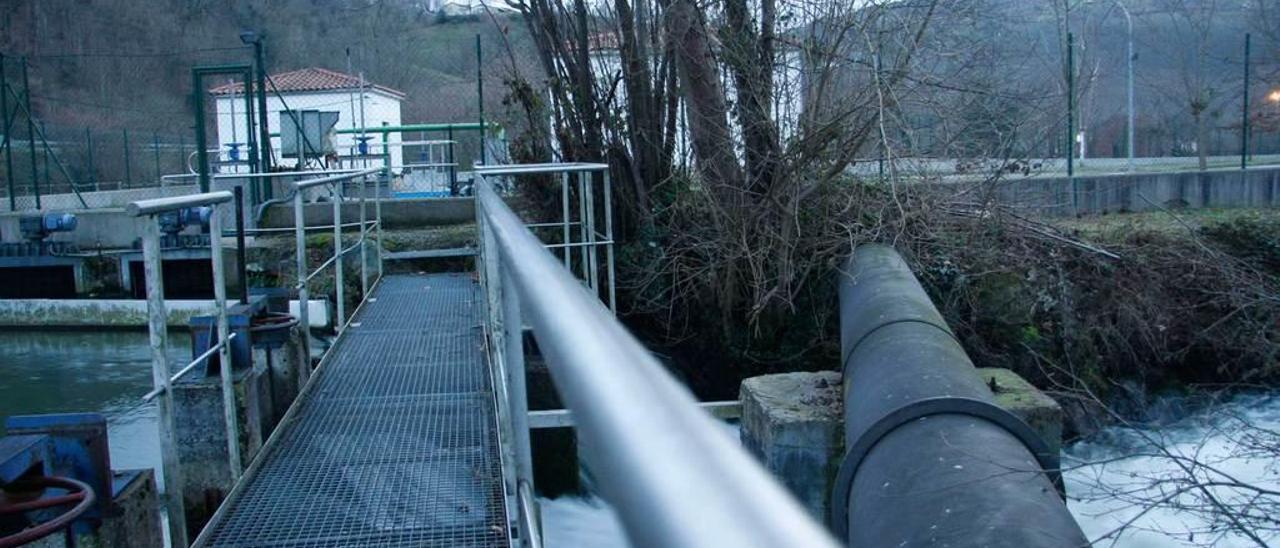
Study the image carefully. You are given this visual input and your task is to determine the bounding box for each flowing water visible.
[1064,393,1280,547]
[3,331,1275,546]
[0,329,191,484]
[540,395,1280,547]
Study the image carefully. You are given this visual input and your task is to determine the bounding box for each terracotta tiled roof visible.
[209,67,406,99]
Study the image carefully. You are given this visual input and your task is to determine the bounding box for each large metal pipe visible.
[832,245,1085,547]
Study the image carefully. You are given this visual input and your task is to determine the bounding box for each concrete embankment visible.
[986,166,1280,216]
[0,299,329,328]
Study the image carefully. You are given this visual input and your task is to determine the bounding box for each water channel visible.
[1,330,1275,546]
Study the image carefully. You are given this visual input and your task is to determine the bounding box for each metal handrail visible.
[294,167,382,190]
[125,190,232,216]
[475,177,839,548]
[475,162,608,175]
[517,481,543,548]
[141,332,238,402]
[291,167,385,370]
[477,162,616,312]
[127,188,242,548]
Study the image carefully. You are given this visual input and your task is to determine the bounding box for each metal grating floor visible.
[200,274,510,547]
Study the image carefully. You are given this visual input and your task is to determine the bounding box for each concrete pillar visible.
[97,469,164,548]
[975,368,1064,457]
[739,371,844,526]
[171,367,269,533]
[740,368,1064,528]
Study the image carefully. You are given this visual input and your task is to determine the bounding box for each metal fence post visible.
[1,53,14,211]
[85,128,95,190]
[294,190,311,382]
[208,204,243,481]
[123,128,132,187]
[153,132,161,184]
[1241,33,1251,170]
[141,218,189,547]
[21,58,39,210]
[40,122,49,191]
[332,184,345,332]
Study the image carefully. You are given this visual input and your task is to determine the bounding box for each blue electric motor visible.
[18,213,78,241]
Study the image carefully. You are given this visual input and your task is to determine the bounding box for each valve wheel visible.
[0,476,96,547]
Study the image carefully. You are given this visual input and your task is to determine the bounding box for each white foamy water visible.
[1064,393,1280,547]
[540,399,1280,547]
[538,495,631,548]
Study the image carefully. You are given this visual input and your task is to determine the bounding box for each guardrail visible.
[126,190,238,548]
[475,162,615,312]
[474,174,838,548]
[291,167,384,365]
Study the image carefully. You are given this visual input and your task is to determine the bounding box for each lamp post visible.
[241,30,272,201]
[1118,1,1134,172]
[1087,0,1136,171]
[1269,89,1280,156]
[240,32,271,170]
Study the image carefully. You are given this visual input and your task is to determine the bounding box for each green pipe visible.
[266,122,501,138]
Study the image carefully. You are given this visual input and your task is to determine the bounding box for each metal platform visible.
[198,274,510,547]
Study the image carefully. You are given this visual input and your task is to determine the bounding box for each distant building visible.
[422,0,517,16]
[210,67,405,170]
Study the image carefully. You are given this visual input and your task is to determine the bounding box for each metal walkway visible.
[199,274,509,547]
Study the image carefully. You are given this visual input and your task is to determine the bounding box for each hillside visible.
[0,0,537,135]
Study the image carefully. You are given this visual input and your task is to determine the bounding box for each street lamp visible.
[240,30,272,176]
[1089,0,1136,172]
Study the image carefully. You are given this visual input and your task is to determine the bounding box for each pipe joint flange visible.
[829,396,1064,540]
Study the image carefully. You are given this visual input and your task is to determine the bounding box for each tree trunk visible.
[667,0,744,201]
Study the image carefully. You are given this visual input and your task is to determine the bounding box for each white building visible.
[211,67,405,171]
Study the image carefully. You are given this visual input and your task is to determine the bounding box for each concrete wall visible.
[0,299,217,327]
[259,196,474,229]
[4,184,197,213]
[986,166,1280,216]
[0,299,328,328]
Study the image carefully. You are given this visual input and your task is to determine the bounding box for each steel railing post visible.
[560,172,570,269]
[501,262,534,489]
[294,190,311,383]
[576,172,589,283]
[375,170,384,280]
[582,171,598,294]
[478,180,520,527]
[208,205,243,480]
[332,184,345,332]
[142,218,189,547]
[602,170,616,313]
[359,174,368,298]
